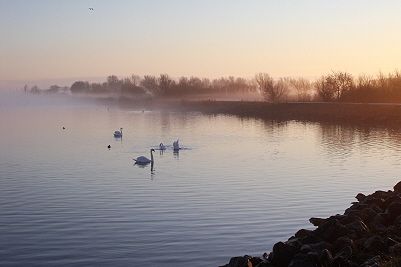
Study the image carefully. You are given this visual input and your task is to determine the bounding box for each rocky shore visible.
[222,182,401,267]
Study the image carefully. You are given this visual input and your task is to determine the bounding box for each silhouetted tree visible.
[289,78,312,101]
[140,75,159,95]
[332,72,354,100]
[70,81,90,93]
[255,73,288,103]
[158,74,174,95]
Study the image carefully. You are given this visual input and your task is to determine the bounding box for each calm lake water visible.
[1,92,401,266]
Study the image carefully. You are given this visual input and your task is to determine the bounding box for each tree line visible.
[27,71,401,103]
[69,74,255,97]
[255,71,401,103]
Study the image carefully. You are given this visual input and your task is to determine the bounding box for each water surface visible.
[1,93,400,266]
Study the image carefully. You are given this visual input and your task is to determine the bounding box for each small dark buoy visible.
[62,127,65,130]
[107,145,111,149]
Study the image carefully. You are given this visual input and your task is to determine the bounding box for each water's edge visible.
[222,182,401,267]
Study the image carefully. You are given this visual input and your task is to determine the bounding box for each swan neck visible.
[151,150,154,162]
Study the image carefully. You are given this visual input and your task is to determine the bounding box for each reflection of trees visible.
[261,119,289,136]
[319,124,357,157]
[318,124,401,159]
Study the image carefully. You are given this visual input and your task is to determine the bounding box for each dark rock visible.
[334,245,353,261]
[369,213,387,232]
[262,252,269,260]
[254,262,272,267]
[360,256,381,267]
[383,195,401,210]
[394,214,401,225]
[333,236,354,253]
[363,235,385,252]
[225,256,250,267]
[300,244,313,253]
[319,249,333,267]
[356,193,366,202]
[271,242,297,267]
[306,251,319,262]
[385,201,401,221]
[346,220,369,238]
[309,217,326,227]
[249,257,262,267]
[286,237,303,250]
[315,219,351,242]
[337,214,361,225]
[288,253,315,267]
[385,237,399,247]
[389,243,401,254]
[332,256,351,267]
[394,181,401,193]
[295,229,314,239]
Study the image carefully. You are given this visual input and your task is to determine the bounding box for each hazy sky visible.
[1,0,401,81]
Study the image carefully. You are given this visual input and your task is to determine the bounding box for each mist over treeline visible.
[25,71,401,103]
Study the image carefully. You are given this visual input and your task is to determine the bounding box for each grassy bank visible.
[173,101,401,127]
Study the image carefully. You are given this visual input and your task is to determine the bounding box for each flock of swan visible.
[111,127,181,166]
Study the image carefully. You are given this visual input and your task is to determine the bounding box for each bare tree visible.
[332,71,354,100]
[315,76,336,101]
[140,75,159,95]
[315,72,353,101]
[158,74,174,95]
[255,73,288,103]
[288,78,312,101]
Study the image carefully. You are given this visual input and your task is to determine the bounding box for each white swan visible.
[134,149,155,165]
[114,128,123,138]
[159,143,166,150]
[173,139,180,151]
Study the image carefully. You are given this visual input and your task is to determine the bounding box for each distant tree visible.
[106,75,122,92]
[46,85,61,94]
[315,76,336,101]
[140,75,159,95]
[255,73,288,103]
[121,78,145,95]
[90,83,107,94]
[332,71,354,100]
[30,85,40,94]
[70,81,90,93]
[315,72,354,101]
[158,74,174,95]
[130,74,141,86]
[289,78,312,101]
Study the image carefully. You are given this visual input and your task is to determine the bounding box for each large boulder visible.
[271,242,297,267]
[309,217,326,227]
[356,193,366,202]
[315,219,351,242]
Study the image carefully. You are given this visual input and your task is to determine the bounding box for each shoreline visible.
[107,98,401,128]
[222,182,401,267]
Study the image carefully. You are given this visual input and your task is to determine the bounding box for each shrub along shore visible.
[221,182,401,267]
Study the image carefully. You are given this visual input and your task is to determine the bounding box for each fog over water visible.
[1,92,400,266]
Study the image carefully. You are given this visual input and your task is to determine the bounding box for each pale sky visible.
[1,0,401,82]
